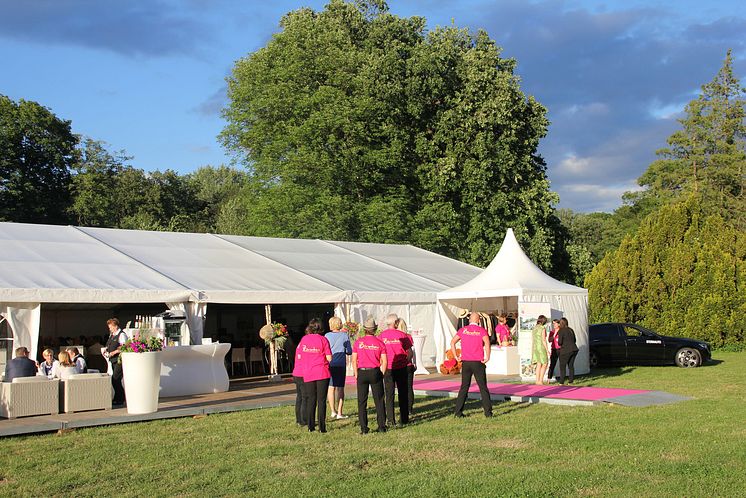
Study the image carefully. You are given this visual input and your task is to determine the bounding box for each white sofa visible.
[0,376,60,419]
[60,373,112,413]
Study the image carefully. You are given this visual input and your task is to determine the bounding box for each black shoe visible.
[485,413,493,418]
[454,413,466,418]
[375,427,387,433]
[308,428,315,432]
[360,428,370,435]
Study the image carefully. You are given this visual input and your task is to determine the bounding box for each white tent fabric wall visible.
[338,301,438,366]
[1,303,41,359]
[434,229,589,375]
[167,301,207,345]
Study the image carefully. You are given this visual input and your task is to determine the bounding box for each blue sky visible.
[1,0,744,212]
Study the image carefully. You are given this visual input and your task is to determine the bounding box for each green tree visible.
[221,0,560,271]
[0,95,77,224]
[587,196,746,349]
[69,139,132,227]
[185,165,250,232]
[634,50,746,227]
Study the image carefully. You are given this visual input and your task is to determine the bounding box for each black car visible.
[589,323,711,368]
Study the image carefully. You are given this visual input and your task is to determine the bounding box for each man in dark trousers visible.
[3,346,37,382]
[105,318,127,405]
[451,311,493,418]
[380,313,412,427]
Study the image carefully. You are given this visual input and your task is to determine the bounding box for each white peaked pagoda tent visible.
[433,229,589,374]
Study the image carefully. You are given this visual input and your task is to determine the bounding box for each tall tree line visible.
[581,51,746,348]
[1,94,250,233]
[220,0,564,271]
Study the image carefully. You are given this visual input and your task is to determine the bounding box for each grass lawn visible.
[1,352,745,497]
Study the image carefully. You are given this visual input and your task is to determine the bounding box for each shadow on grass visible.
[361,395,533,427]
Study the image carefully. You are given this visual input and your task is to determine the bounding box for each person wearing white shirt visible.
[105,318,128,405]
[67,347,87,374]
[38,348,59,377]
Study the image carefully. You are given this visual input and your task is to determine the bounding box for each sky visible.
[1,0,744,213]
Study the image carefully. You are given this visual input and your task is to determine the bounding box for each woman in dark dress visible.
[557,317,579,384]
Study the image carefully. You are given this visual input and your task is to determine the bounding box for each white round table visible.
[412,333,430,375]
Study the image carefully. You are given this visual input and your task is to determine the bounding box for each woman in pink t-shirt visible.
[495,314,512,346]
[296,318,332,433]
[396,318,416,414]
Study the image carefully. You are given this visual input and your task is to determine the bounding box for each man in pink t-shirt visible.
[451,311,493,418]
[380,313,413,426]
[352,317,388,434]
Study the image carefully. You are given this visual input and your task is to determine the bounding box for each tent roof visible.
[0,223,192,303]
[438,228,586,299]
[0,222,481,304]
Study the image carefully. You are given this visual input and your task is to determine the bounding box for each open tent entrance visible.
[433,229,590,375]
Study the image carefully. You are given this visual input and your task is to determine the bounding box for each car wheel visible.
[589,350,599,368]
[675,348,701,368]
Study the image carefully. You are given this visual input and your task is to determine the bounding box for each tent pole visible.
[264,304,272,325]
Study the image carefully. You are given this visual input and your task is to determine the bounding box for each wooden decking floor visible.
[0,372,502,437]
[3,370,679,438]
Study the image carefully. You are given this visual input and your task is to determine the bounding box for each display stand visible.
[485,346,520,375]
[159,343,230,397]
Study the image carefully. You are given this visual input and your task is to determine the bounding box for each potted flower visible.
[120,331,164,415]
[267,322,289,350]
[343,321,360,342]
[260,322,289,380]
[343,321,360,375]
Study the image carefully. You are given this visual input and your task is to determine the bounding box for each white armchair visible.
[60,373,112,413]
[0,377,59,419]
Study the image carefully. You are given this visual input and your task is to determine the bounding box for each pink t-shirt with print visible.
[379,328,413,369]
[457,323,489,361]
[354,335,387,369]
[495,323,511,343]
[292,348,304,377]
[297,334,331,382]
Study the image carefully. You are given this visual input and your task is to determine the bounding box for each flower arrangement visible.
[121,335,164,353]
[344,321,360,341]
[264,322,289,349]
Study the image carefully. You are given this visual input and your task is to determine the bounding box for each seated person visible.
[4,346,38,382]
[38,348,59,377]
[67,347,87,374]
[51,351,77,380]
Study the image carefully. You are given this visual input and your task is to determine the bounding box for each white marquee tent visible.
[433,229,590,374]
[1,222,481,363]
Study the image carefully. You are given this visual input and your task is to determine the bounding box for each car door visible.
[622,324,665,364]
[589,324,624,363]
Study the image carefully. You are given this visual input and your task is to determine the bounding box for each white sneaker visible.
[330,412,337,419]
[336,414,349,420]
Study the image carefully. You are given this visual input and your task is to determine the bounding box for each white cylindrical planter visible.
[122,351,162,414]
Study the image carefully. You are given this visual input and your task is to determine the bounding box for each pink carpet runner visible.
[345,376,647,401]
